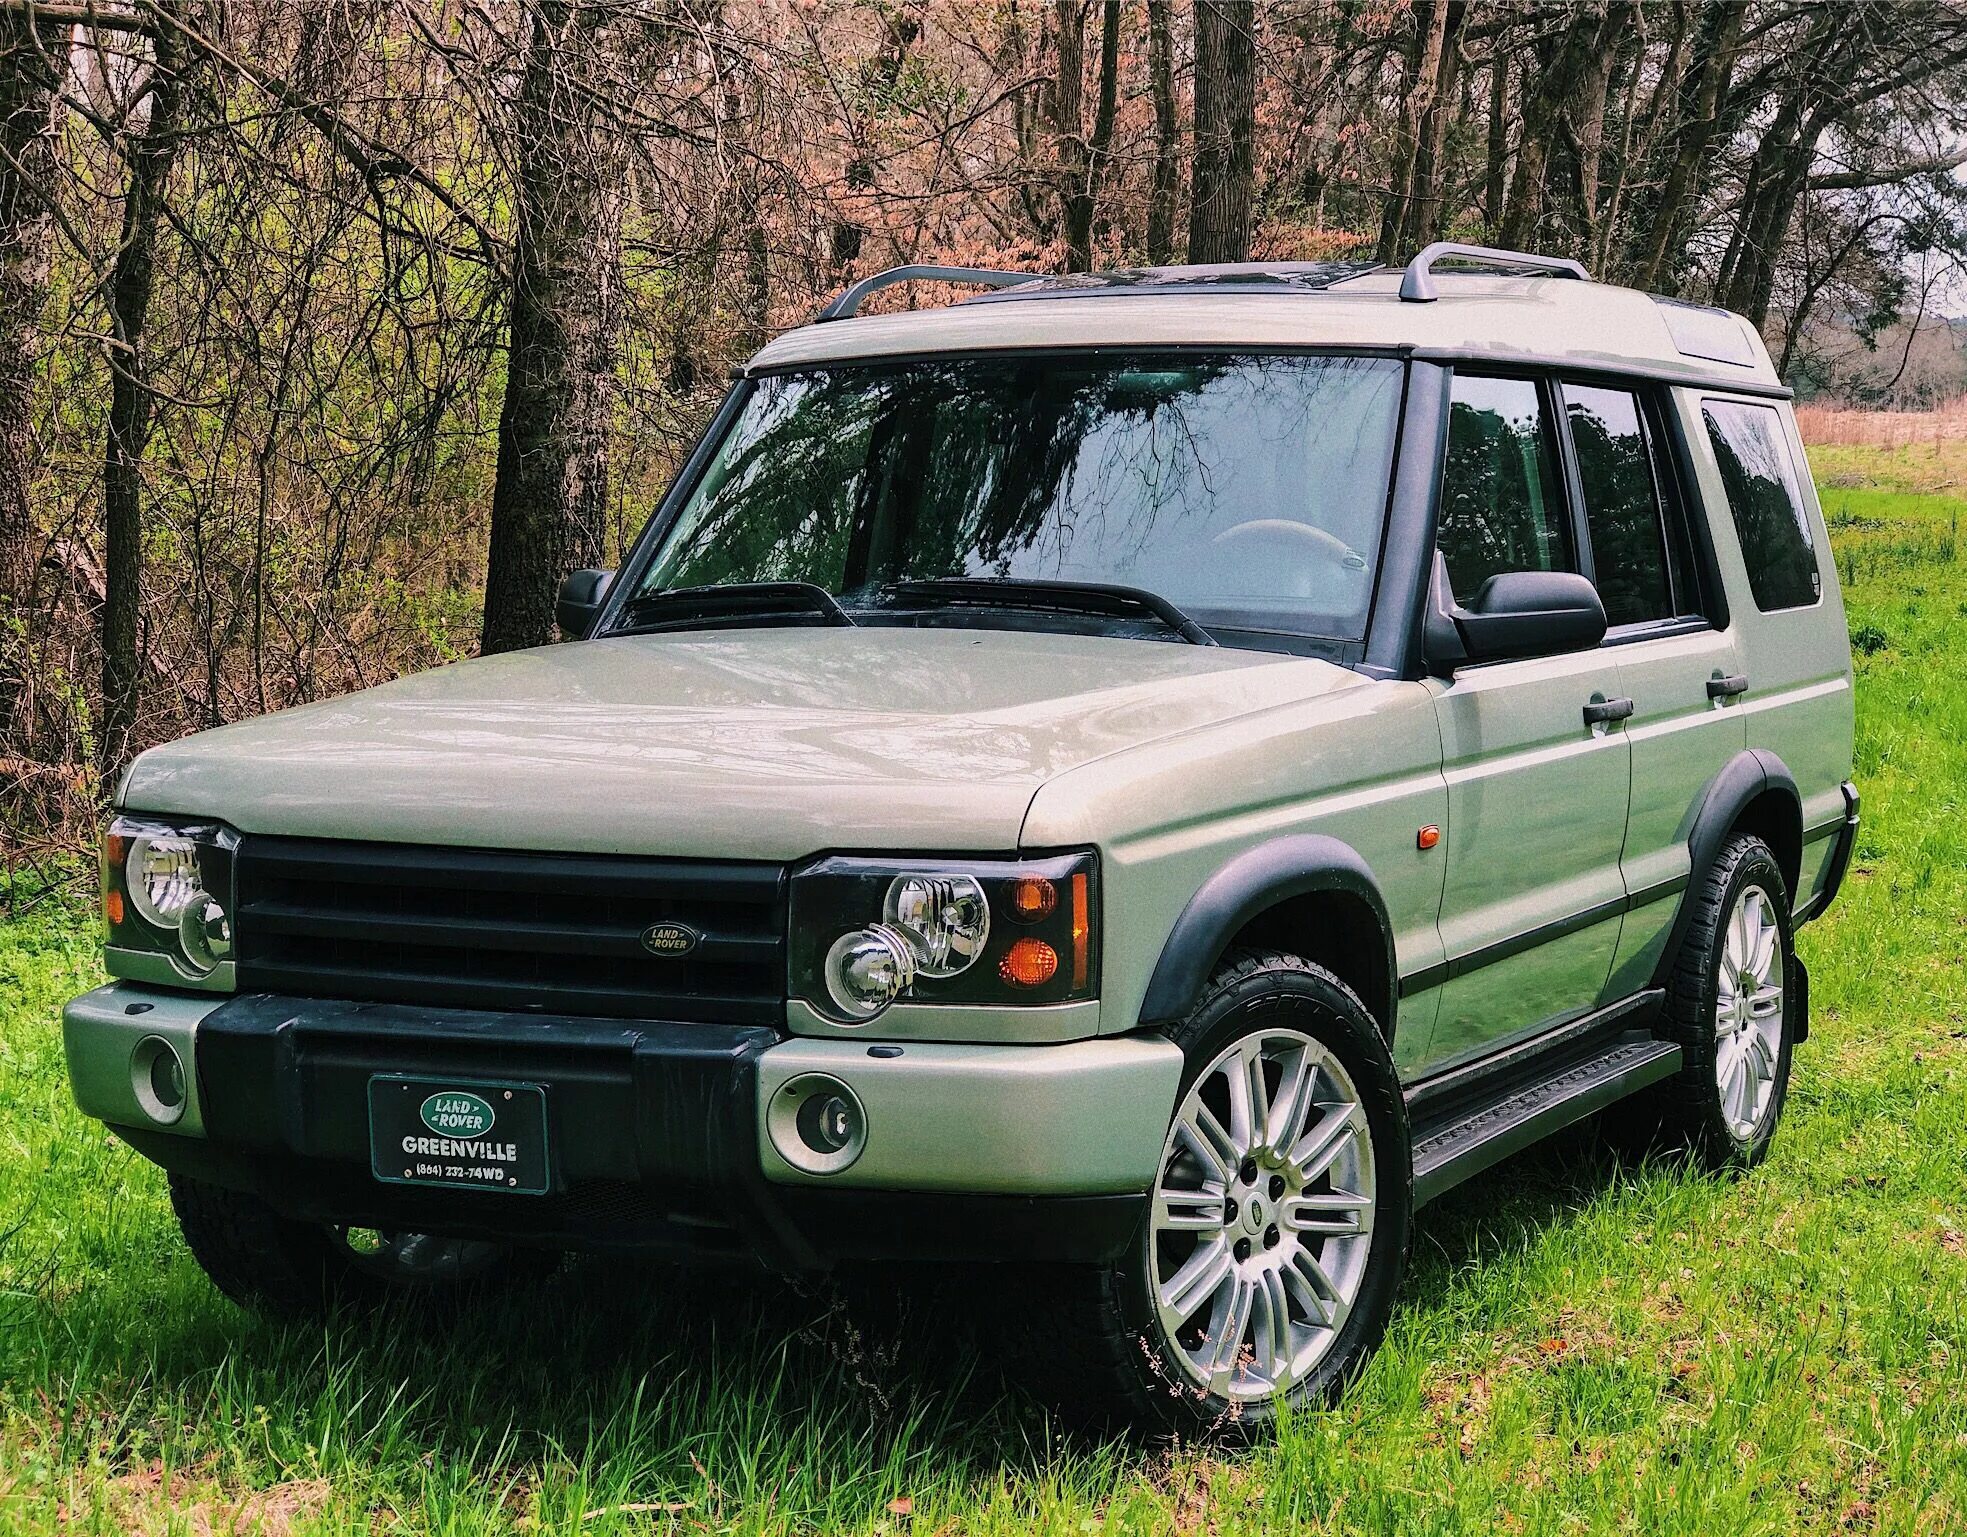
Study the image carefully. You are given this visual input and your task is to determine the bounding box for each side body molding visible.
[1137,834,1397,1038]
[1650,748,1801,992]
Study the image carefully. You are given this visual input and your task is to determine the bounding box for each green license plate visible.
[368,1075,550,1195]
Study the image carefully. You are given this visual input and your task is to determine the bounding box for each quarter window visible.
[1701,401,1820,611]
[1438,375,1572,601]
[1563,384,1675,627]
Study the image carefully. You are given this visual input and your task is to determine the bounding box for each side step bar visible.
[1410,1031,1682,1207]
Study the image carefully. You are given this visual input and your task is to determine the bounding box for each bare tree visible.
[1188,0,1256,263]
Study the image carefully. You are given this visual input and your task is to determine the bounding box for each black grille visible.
[233,836,787,1024]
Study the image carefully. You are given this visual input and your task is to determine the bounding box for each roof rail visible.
[814,264,1040,322]
[1399,242,1590,303]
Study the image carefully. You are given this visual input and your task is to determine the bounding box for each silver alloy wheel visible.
[1715,883,1785,1140]
[1147,1028,1376,1402]
[335,1227,509,1284]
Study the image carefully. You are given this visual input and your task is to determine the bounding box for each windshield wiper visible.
[612,581,858,635]
[878,577,1217,646]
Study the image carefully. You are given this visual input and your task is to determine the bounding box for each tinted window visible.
[1702,401,1820,611]
[632,354,1404,641]
[1438,375,1572,601]
[1564,384,1673,626]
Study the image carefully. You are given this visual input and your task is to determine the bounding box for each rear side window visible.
[1701,401,1820,611]
[1563,384,1678,627]
[1439,375,1572,600]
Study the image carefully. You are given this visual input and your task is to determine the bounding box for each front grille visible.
[233,836,787,1024]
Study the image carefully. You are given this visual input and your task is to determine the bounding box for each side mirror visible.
[1425,562,1606,674]
[556,568,614,640]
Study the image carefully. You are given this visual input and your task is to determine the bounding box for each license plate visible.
[368,1075,550,1195]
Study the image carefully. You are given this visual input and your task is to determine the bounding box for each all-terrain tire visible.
[1653,834,1801,1170]
[1039,949,1411,1439]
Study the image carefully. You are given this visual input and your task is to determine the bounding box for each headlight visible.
[791,852,1098,1023]
[102,815,239,989]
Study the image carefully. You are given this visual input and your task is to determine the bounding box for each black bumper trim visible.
[133,993,1138,1270]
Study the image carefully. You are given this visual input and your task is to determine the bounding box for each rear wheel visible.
[1655,834,1799,1168]
[1060,950,1411,1438]
[169,1174,557,1315]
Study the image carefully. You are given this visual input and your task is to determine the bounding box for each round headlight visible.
[823,924,917,1020]
[127,835,202,929]
[178,894,233,974]
[884,874,990,978]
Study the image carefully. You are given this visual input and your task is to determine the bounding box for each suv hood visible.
[121,628,1365,860]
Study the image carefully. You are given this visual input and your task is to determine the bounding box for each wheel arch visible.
[1651,748,1803,990]
[1137,835,1397,1043]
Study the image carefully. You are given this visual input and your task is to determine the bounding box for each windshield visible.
[622,352,1404,643]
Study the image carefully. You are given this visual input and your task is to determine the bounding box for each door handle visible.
[1583,696,1635,727]
[1707,673,1750,699]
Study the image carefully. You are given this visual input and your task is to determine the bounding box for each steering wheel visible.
[1210,519,1368,600]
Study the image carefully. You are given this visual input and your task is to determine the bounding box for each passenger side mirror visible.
[556,568,614,640]
[1424,560,1606,674]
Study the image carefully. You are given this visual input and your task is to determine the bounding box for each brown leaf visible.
[887,1496,914,1516]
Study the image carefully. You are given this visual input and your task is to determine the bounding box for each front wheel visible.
[169,1174,558,1316]
[1068,951,1412,1438]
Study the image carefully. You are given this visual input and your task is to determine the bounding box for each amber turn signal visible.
[1417,824,1441,850]
[103,888,125,926]
[999,937,1060,987]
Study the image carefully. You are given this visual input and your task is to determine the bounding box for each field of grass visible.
[3,439,1965,1535]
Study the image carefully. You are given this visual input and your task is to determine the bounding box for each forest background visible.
[5,0,1967,870]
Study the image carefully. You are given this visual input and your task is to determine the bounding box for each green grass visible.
[4,444,1967,1535]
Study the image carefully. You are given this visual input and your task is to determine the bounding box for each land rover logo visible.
[420,1091,496,1137]
[641,921,700,957]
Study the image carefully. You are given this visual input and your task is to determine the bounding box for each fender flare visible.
[1137,834,1397,1038]
[1650,747,1801,990]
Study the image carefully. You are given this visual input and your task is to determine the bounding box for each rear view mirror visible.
[1425,561,1606,674]
[556,568,614,640]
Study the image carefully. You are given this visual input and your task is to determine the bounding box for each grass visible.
[4,441,1967,1534]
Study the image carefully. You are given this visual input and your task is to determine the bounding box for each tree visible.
[1145,0,1180,264]
[102,7,197,771]
[1188,0,1256,264]
[480,1,632,656]
[0,12,61,612]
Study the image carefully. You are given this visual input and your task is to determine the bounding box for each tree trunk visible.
[0,15,61,616]
[1376,0,1450,264]
[1631,0,1745,293]
[1483,41,1508,236]
[103,16,192,774]
[1498,3,1626,259]
[1145,0,1179,264]
[1187,0,1257,264]
[481,0,628,656]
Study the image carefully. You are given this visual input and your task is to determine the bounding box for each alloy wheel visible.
[1714,883,1785,1140]
[1147,1028,1376,1402]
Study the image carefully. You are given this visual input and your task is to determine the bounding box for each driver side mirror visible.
[1424,558,1606,675]
[556,568,614,640]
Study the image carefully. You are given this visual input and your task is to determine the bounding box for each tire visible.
[169,1174,559,1316]
[1050,950,1412,1439]
[1654,834,1800,1170]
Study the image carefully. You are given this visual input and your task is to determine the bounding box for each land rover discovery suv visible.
[66,244,1858,1433]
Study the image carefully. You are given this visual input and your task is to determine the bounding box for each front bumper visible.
[63,985,1181,1270]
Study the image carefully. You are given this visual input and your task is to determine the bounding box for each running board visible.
[1410,1032,1682,1207]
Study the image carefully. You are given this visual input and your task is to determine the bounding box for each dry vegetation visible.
[4,1,1967,881]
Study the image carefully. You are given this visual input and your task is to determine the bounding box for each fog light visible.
[767,1073,867,1175]
[130,1035,187,1127]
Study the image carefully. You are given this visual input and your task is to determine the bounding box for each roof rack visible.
[1399,242,1590,303]
[814,264,1039,322]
